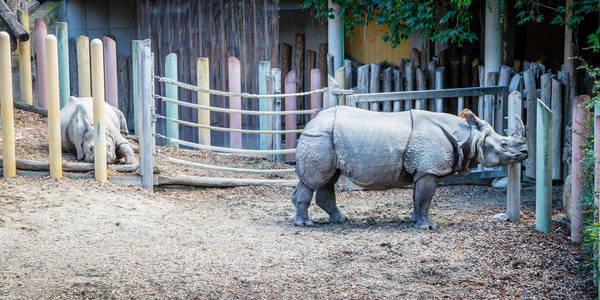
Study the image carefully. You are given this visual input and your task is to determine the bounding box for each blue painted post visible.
[132,40,141,135]
[165,53,179,145]
[56,22,70,108]
[259,61,271,150]
[536,98,553,232]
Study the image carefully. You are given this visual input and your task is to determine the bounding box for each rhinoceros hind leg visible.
[316,171,346,223]
[292,181,315,227]
[411,174,438,230]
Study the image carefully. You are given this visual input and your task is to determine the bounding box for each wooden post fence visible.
[139,39,154,190]
[369,63,380,111]
[551,79,563,180]
[0,32,16,177]
[197,57,210,145]
[335,67,345,106]
[524,67,537,179]
[228,56,242,149]
[17,11,32,105]
[310,68,322,119]
[34,19,47,108]
[285,71,297,161]
[165,53,179,145]
[91,39,107,182]
[536,98,552,232]
[271,68,283,162]
[571,95,590,242]
[131,40,141,134]
[404,61,414,111]
[507,91,522,222]
[259,61,271,150]
[434,67,444,112]
[77,36,91,97]
[356,64,369,110]
[56,22,70,108]
[103,36,118,107]
[45,35,62,178]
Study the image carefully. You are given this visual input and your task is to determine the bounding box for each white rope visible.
[155,95,318,115]
[157,76,327,98]
[156,114,303,134]
[156,134,296,155]
[159,155,296,174]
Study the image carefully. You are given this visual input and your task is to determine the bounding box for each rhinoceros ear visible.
[460,109,480,127]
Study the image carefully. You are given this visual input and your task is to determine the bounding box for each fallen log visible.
[14,101,48,117]
[0,169,142,185]
[0,157,156,173]
[157,174,298,187]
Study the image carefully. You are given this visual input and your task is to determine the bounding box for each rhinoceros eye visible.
[500,142,509,151]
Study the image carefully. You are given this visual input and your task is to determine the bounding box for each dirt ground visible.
[0,108,595,298]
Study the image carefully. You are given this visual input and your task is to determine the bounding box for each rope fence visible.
[158,154,296,174]
[156,134,297,155]
[155,95,319,115]
[155,114,303,134]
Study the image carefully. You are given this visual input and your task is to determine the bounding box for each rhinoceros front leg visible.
[116,143,138,164]
[411,174,438,229]
[315,175,346,223]
[292,181,315,226]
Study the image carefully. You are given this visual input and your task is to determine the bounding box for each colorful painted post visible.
[56,22,70,108]
[335,66,346,106]
[571,95,590,242]
[0,32,16,177]
[551,79,563,180]
[507,91,522,222]
[258,61,271,150]
[90,39,107,182]
[103,36,118,107]
[165,53,179,145]
[271,68,283,162]
[34,19,47,108]
[310,69,322,119]
[197,57,210,145]
[131,40,141,134]
[285,71,297,161]
[17,11,32,105]
[228,57,242,148]
[536,98,553,232]
[45,35,62,178]
[76,36,91,97]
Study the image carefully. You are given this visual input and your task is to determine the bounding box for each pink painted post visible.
[228,57,242,148]
[571,95,590,242]
[310,68,322,119]
[285,71,297,161]
[103,36,118,107]
[34,19,47,108]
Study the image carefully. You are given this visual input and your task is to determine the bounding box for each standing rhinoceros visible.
[60,96,137,164]
[292,106,528,229]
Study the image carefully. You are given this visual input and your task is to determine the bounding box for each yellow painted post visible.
[77,36,91,97]
[197,57,210,145]
[334,66,345,106]
[0,32,16,178]
[90,39,107,182]
[17,11,33,105]
[45,35,62,178]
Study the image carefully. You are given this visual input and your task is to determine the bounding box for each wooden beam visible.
[0,0,28,42]
[157,174,298,187]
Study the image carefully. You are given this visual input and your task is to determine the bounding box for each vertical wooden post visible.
[197,57,210,145]
[90,39,107,182]
[310,68,322,118]
[571,95,590,242]
[45,35,62,178]
[285,71,297,161]
[165,53,179,145]
[344,59,352,89]
[139,39,155,190]
[427,61,436,110]
[318,43,327,90]
[484,72,498,125]
[0,32,16,177]
[17,11,32,105]
[295,34,305,123]
[327,0,343,70]
[404,61,414,110]
[228,56,242,149]
[56,22,70,108]
[356,65,369,110]
[131,40,141,134]
[271,68,282,162]
[484,0,502,79]
[77,36,91,97]
[507,91,522,222]
[34,19,47,108]
[103,36,118,107]
[434,67,444,112]
[382,67,392,111]
[524,68,537,179]
[498,65,512,129]
[369,63,380,111]
[536,98,552,232]
[541,73,552,106]
[478,66,485,118]
[458,97,465,115]
[551,79,562,180]
[281,43,292,94]
[335,67,345,106]
[415,68,425,110]
[259,61,271,150]
[393,69,402,112]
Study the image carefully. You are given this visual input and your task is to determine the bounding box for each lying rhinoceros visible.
[60,96,137,164]
[292,106,528,229]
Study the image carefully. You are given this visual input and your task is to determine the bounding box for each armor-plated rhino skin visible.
[292,106,528,229]
[60,97,137,164]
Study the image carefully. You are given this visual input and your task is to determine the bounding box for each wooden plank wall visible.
[136,0,279,148]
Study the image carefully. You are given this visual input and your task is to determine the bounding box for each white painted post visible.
[507,91,522,222]
[271,68,282,162]
[259,61,271,150]
[139,39,155,190]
